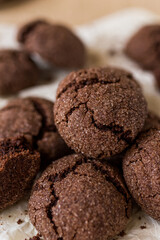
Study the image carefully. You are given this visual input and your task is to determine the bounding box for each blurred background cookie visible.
[17,19,86,69]
[0,49,40,95]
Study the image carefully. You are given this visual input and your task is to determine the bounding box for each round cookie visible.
[123,129,160,220]
[0,136,40,210]
[29,154,132,240]
[0,49,40,95]
[17,20,86,69]
[0,97,70,166]
[54,67,147,159]
[125,25,160,70]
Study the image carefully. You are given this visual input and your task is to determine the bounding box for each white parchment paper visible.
[0,8,160,240]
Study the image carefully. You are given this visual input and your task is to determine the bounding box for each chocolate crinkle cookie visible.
[17,19,86,69]
[125,25,160,70]
[0,97,70,167]
[0,136,40,210]
[54,67,147,159]
[123,129,160,220]
[0,49,40,95]
[29,154,132,240]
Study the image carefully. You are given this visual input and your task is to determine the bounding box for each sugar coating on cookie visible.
[0,136,40,210]
[0,49,40,95]
[29,154,132,240]
[54,67,147,159]
[17,20,86,69]
[123,129,160,220]
[125,25,160,70]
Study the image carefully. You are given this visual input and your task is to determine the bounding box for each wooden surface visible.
[0,0,160,26]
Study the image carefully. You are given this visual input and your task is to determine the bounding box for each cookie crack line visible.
[45,158,86,239]
[45,157,130,238]
[91,161,131,218]
[64,102,132,144]
[57,77,121,98]
[30,101,56,149]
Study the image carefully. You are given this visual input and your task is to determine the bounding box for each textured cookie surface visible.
[123,129,160,220]
[54,67,147,159]
[143,111,160,132]
[0,136,40,210]
[29,154,132,240]
[125,25,160,70]
[0,97,70,166]
[18,20,86,69]
[0,49,40,95]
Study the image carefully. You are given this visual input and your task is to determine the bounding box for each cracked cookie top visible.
[17,19,86,69]
[123,129,160,220]
[54,67,148,159]
[29,154,132,240]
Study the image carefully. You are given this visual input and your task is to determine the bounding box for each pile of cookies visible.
[0,20,160,240]
[0,19,86,95]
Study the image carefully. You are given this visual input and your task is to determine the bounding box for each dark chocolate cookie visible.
[54,67,147,159]
[123,129,160,220]
[17,20,86,69]
[0,136,40,210]
[28,97,71,166]
[0,97,70,166]
[125,25,160,70]
[29,154,132,240]
[0,49,40,95]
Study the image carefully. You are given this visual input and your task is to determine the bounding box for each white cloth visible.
[0,8,160,240]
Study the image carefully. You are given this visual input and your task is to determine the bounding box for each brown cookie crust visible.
[29,154,132,240]
[28,97,71,166]
[54,67,147,159]
[0,97,70,167]
[17,19,48,44]
[0,98,42,143]
[125,25,160,70]
[123,129,160,220]
[0,49,40,95]
[143,111,160,132]
[0,136,40,210]
[17,20,86,69]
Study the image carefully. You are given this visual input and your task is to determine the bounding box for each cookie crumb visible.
[140,225,146,229]
[17,219,23,224]
[25,209,28,214]
[118,230,126,237]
